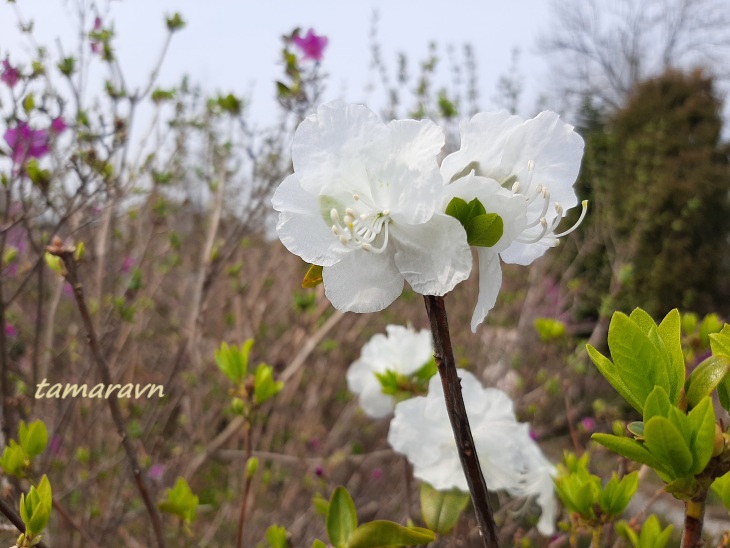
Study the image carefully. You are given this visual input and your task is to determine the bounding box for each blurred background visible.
[0,0,729,545]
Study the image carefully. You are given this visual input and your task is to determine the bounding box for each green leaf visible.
[643,416,692,478]
[685,355,730,408]
[419,482,470,534]
[656,309,686,401]
[349,521,435,547]
[312,541,328,548]
[599,472,638,517]
[19,419,48,458]
[465,213,503,247]
[627,421,644,439]
[1,440,28,477]
[265,524,288,548]
[215,340,253,386]
[718,375,730,413]
[587,344,643,413]
[326,487,358,548]
[165,12,186,31]
[445,196,486,223]
[254,363,283,405]
[591,434,664,472]
[312,493,329,517]
[710,325,730,358]
[158,477,198,524]
[686,397,715,475]
[643,387,671,423]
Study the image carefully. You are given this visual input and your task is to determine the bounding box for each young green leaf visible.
[643,416,692,478]
[686,397,716,475]
[348,521,436,547]
[326,487,358,548]
[465,213,503,247]
[419,482,470,535]
[591,434,665,473]
[18,419,48,458]
[302,264,323,288]
[265,524,289,548]
[158,477,198,524]
[685,355,730,408]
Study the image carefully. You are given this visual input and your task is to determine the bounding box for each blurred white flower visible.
[272,101,472,313]
[347,325,434,418]
[388,370,557,535]
[440,111,586,331]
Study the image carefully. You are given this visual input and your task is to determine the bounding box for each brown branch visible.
[423,295,499,547]
[682,499,706,548]
[47,239,166,548]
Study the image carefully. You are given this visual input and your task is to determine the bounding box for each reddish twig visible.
[48,239,167,548]
[423,295,499,547]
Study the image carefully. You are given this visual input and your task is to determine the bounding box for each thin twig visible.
[423,295,499,547]
[47,239,167,548]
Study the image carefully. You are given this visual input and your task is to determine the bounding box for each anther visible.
[330,209,340,223]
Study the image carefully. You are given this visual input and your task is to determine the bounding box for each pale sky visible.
[0,1,555,125]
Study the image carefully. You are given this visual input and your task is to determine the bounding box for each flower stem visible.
[423,295,499,547]
[682,498,706,547]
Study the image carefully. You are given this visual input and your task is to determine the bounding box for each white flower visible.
[387,370,557,536]
[440,111,586,331]
[272,101,472,313]
[346,325,433,418]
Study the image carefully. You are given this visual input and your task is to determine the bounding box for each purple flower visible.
[370,468,383,481]
[4,122,50,165]
[50,117,68,134]
[314,465,324,478]
[292,29,328,62]
[1,58,19,88]
[580,417,596,433]
[90,17,103,54]
[4,324,17,338]
[121,256,134,274]
[147,464,165,482]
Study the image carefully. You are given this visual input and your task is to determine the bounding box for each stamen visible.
[553,200,588,238]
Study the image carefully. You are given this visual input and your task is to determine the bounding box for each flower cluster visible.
[272,102,584,330]
[1,58,19,88]
[388,369,557,535]
[3,118,67,168]
[346,326,557,535]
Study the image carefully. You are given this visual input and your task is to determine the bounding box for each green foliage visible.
[301,264,323,288]
[265,524,289,548]
[445,197,504,247]
[314,486,435,548]
[534,318,567,342]
[554,452,637,526]
[419,482,470,535]
[165,12,186,32]
[1,420,49,478]
[253,363,283,405]
[615,515,674,548]
[158,477,198,525]
[18,475,52,541]
[216,340,254,386]
[374,358,437,401]
[586,309,684,414]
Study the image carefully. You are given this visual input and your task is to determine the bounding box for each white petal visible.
[470,250,503,332]
[501,111,583,212]
[391,213,472,296]
[292,102,388,197]
[384,326,434,375]
[272,174,343,266]
[379,119,444,224]
[499,239,550,266]
[440,111,522,183]
[358,379,395,419]
[322,250,403,313]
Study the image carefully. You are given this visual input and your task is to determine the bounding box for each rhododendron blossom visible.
[292,29,328,61]
[1,58,19,88]
[272,101,472,313]
[3,122,50,165]
[388,370,557,535]
[347,325,433,418]
[440,111,586,331]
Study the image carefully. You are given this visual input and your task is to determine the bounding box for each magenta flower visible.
[580,417,596,433]
[1,58,19,88]
[50,117,68,134]
[370,468,383,481]
[90,17,103,54]
[147,464,165,482]
[4,122,49,165]
[5,324,17,338]
[121,256,134,274]
[292,29,328,62]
